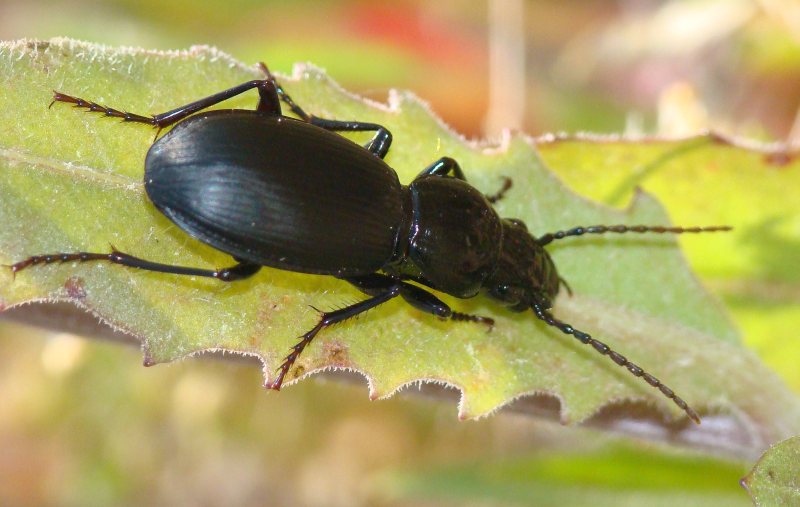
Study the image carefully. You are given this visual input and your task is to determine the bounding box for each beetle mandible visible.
[11,63,730,424]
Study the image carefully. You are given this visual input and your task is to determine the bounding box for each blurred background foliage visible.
[1,0,798,505]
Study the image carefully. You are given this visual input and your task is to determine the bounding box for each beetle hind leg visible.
[52,77,283,131]
[9,248,261,282]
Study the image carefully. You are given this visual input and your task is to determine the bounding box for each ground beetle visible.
[11,63,729,424]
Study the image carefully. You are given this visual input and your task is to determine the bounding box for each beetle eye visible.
[507,219,527,230]
[489,284,520,305]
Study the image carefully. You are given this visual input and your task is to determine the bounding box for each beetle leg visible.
[558,276,574,297]
[257,62,393,159]
[259,62,311,121]
[9,248,261,282]
[395,281,495,329]
[307,118,393,159]
[49,92,157,125]
[270,273,496,390]
[416,157,466,181]
[151,79,282,127]
[416,158,512,204]
[347,274,494,326]
[343,273,401,294]
[271,283,401,390]
[484,177,513,204]
[51,78,282,130]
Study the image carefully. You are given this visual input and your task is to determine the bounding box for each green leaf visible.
[538,134,800,391]
[538,133,800,283]
[1,38,797,455]
[388,441,750,507]
[742,435,800,505]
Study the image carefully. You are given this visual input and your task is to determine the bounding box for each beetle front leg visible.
[348,274,493,327]
[397,281,495,328]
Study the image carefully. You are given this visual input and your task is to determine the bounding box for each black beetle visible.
[11,63,729,423]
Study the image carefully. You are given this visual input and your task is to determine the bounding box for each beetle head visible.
[484,218,561,312]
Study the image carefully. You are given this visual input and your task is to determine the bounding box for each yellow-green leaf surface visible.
[1,39,797,456]
[538,135,800,390]
[742,436,800,505]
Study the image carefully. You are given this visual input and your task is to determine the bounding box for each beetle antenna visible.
[530,302,700,424]
[536,225,731,246]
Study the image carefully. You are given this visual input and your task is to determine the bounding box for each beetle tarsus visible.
[451,312,495,330]
[51,91,156,125]
[10,251,111,273]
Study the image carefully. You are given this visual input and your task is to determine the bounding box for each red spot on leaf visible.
[764,150,795,167]
[64,276,86,299]
[323,340,351,367]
